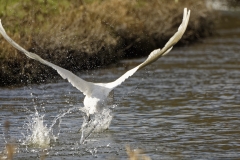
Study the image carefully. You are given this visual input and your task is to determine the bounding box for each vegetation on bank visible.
[0,0,215,86]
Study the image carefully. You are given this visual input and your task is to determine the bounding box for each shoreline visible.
[0,0,216,87]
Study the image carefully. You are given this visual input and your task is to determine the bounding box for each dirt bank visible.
[0,0,215,86]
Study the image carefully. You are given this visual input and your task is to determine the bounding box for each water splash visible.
[80,108,113,144]
[22,107,77,149]
[22,112,52,148]
[21,101,114,147]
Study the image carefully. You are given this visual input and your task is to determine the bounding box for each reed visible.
[126,145,151,160]
[0,121,16,160]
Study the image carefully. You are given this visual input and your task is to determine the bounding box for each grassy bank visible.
[0,0,215,86]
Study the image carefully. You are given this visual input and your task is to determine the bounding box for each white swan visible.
[0,8,190,118]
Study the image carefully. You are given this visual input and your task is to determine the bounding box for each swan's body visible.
[0,8,190,117]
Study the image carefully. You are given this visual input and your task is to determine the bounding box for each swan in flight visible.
[0,8,190,119]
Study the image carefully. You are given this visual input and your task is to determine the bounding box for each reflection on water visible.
[0,11,240,159]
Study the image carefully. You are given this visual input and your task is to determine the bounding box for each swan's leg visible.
[79,114,91,133]
[79,107,91,122]
[87,115,91,122]
[83,114,91,122]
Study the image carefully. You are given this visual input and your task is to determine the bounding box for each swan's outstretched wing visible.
[0,8,190,97]
[0,20,95,96]
[105,8,190,90]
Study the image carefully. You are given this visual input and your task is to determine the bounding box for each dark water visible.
[0,11,240,159]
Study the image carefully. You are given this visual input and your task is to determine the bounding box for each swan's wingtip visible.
[0,19,4,33]
[183,8,191,13]
[184,8,191,15]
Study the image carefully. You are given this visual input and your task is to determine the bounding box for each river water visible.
[0,11,240,159]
